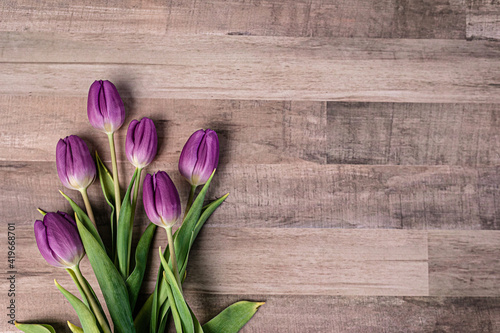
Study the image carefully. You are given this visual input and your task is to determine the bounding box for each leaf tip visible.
[256,302,265,308]
[37,208,47,216]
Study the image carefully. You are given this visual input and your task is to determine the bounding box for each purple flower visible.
[87,80,125,134]
[56,135,96,191]
[143,171,181,228]
[34,212,85,268]
[126,118,158,169]
[179,129,219,186]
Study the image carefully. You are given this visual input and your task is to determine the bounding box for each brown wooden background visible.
[1,1,500,332]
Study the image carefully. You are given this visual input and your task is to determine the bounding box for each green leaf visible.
[174,170,216,279]
[117,168,138,278]
[126,223,157,310]
[60,190,105,250]
[159,247,194,333]
[14,322,55,333]
[138,171,225,330]
[192,193,229,248]
[66,268,89,308]
[189,305,204,333]
[96,152,116,257]
[54,280,100,333]
[36,208,47,216]
[202,301,264,333]
[95,152,116,206]
[160,274,181,333]
[75,215,136,333]
[133,293,152,332]
[67,321,84,333]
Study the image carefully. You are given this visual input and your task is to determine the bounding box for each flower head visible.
[34,211,85,268]
[126,117,158,169]
[87,80,125,134]
[56,135,96,191]
[179,129,219,186]
[143,171,181,228]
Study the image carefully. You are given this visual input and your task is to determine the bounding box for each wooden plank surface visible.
[429,230,500,296]
[467,0,500,40]
[1,0,500,332]
[3,161,500,230]
[327,102,500,166]
[1,0,466,39]
[0,33,499,102]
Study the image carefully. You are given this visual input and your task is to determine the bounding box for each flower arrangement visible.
[15,80,263,333]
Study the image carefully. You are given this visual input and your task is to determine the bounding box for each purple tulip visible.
[34,212,85,268]
[56,135,96,191]
[143,171,181,228]
[179,129,219,186]
[126,117,158,169]
[87,80,125,134]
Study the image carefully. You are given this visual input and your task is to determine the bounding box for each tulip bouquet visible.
[16,80,263,333]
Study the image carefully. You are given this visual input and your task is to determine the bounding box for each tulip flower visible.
[87,80,124,224]
[34,211,84,268]
[126,117,158,169]
[143,171,181,228]
[87,80,125,134]
[35,211,111,333]
[143,171,182,287]
[56,135,97,225]
[56,135,96,191]
[179,129,219,187]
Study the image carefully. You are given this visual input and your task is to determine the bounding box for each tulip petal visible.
[126,118,158,169]
[179,130,205,182]
[125,119,139,164]
[192,129,219,185]
[56,139,72,189]
[34,219,63,267]
[56,136,96,191]
[87,81,106,131]
[143,173,161,225]
[155,172,181,226]
[87,80,125,133]
[44,212,84,267]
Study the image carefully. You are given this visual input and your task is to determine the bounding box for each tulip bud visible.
[126,117,158,169]
[56,135,96,191]
[87,80,125,134]
[34,211,85,268]
[178,129,219,186]
[143,171,181,228]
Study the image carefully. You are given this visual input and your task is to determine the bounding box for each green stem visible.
[184,185,197,220]
[72,265,111,333]
[80,188,96,227]
[107,132,121,222]
[165,226,182,294]
[126,167,142,276]
[108,133,121,266]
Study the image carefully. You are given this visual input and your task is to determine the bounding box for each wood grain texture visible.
[9,290,500,333]
[1,33,499,102]
[327,102,500,166]
[4,225,500,332]
[429,230,500,296]
[9,226,428,297]
[0,0,466,39]
[4,161,500,230]
[2,0,500,331]
[467,0,500,40]
[0,96,327,164]
[189,295,500,333]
